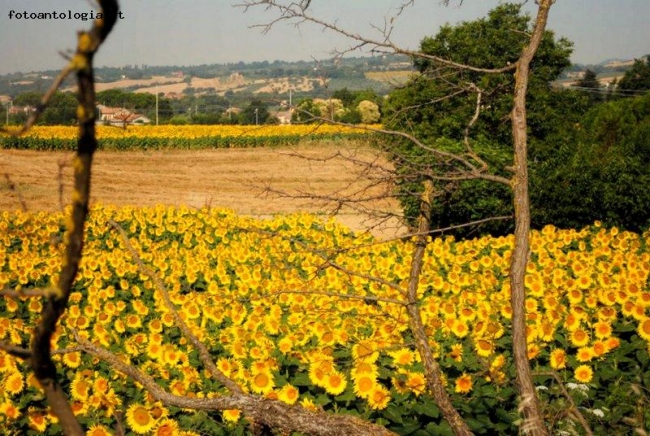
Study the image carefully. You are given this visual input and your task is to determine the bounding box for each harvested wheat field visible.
[0,142,406,239]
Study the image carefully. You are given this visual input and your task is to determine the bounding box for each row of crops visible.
[0,125,380,150]
[1,205,650,434]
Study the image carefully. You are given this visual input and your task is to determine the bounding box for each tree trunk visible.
[405,180,473,436]
[509,1,554,435]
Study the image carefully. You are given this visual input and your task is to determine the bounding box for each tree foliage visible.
[13,91,77,125]
[240,99,271,124]
[383,3,572,235]
[618,56,650,92]
[531,91,650,232]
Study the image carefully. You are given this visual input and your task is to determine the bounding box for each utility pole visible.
[155,86,159,126]
[5,101,12,126]
[255,107,259,125]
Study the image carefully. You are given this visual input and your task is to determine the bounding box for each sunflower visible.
[27,408,47,432]
[278,384,299,405]
[576,346,594,363]
[593,321,613,339]
[87,424,112,436]
[605,337,620,351]
[126,314,143,329]
[353,375,376,398]
[449,344,463,362]
[549,349,567,370]
[450,320,469,338]
[300,397,320,412]
[491,354,506,369]
[475,339,494,358]
[454,374,472,394]
[597,306,617,321]
[391,376,410,395]
[3,371,24,395]
[0,400,21,420]
[216,358,234,377]
[126,404,156,434]
[153,418,179,436]
[592,341,607,357]
[163,346,181,366]
[366,385,391,410]
[250,369,275,395]
[389,348,414,367]
[352,340,378,362]
[222,409,241,423]
[527,343,541,360]
[323,371,347,396]
[637,318,650,341]
[570,329,590,348]
[70,376,91,401]
[574,365,594,383]
[406,372,426,396]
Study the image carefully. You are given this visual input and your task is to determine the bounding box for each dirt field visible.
[0,143,406,239]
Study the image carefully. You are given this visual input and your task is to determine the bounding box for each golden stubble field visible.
[0,143,406,239]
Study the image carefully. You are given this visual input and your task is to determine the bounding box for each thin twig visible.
[108,219,243,394]
[3,174,29,212]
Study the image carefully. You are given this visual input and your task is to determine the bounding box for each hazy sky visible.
[1,0,648,75]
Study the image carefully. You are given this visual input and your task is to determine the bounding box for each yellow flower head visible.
[405,372,426,396]
[574,365,594,383]
[323,371,347,396]
[549,349,567,370]
[454,373,472,394]
[250,369,275,395]
[126,404,155,434]
[638,318,650,341]
[278,384,299,405]
[352,340,379,363]
[87,424,112,436]
[475,339,494,358]
[27,408,48,433]
[353,375,376,399]
[576,346,594,363]
[222,409,241,423]
[570,329,590,348]
[389,348,414,367]
[3,371,24,396]
[70,375,91,402]
[367,385,391,410]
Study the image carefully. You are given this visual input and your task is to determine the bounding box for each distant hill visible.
[0,55,639,102]
[0,55,414,100]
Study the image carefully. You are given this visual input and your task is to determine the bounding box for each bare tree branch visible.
[73,330,396,436]
[108,219,243,394]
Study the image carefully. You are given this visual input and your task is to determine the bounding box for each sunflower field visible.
[0,125,379,151]
[1,205,650,435]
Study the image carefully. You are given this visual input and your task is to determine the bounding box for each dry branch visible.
[0,2,121,434]
[104,220,396,435]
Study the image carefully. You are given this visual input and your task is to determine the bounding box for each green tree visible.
[96,88,173,122]
[357,100,380,123]
[13,91,78,125]
[531,91,650,232]
[292,98,322,123]
[574,68,603,103]
[240,99,270,124]
[383,3,572,234]
[331,87,356,107]
[618,57,650,92]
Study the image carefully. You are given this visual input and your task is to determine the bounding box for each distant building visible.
[9,105,35,115]
[97,104,151,126]
[275,109,294,125]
